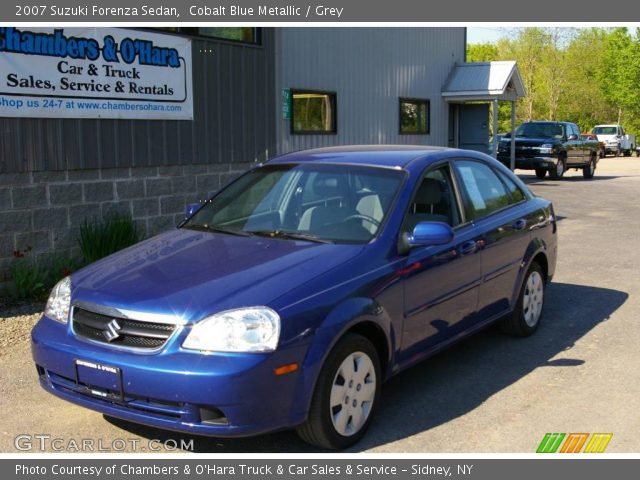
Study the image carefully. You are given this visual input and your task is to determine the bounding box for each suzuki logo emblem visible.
[103,319,122,342]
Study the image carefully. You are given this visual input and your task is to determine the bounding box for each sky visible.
[467,27,511,44]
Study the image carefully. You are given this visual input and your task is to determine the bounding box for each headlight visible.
[539,143,554,154]
[45,277,71,324]
[182,307,280,353]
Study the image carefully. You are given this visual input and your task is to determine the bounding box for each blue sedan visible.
[32,146,557,449]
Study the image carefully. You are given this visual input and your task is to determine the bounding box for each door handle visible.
[512,219,527,231]
[459,240,478,255]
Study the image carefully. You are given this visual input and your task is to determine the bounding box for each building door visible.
[458,104,490,154]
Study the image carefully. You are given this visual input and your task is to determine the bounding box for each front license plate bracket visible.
[74,359,125,401]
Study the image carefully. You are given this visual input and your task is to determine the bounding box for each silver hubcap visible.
[523,271,544,327]
[557,161,564,176]
[590,161,595,175]
[330,351,376,437]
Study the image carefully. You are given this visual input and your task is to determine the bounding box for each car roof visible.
[268,145,451,169]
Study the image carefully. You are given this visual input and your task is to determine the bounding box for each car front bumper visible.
[31,316,309,437]
[497,155,559,170]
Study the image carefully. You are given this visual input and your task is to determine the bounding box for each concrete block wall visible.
[0,163,253,281]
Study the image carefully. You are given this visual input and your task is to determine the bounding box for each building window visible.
[400,98,430,135]
[151,27,260,45]
[291,90,337,135]
[195,27,258,43]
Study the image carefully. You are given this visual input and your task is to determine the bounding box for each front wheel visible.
[548,158,565,180]
[500,262,546,337]
[296,334,381,450]
[535,168,547,179]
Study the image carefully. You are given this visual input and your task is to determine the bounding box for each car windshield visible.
[516,123,565,139]
[592,126,618,135]
[182,163,405,243]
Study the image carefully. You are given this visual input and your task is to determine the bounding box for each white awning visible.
[442,61,526,102]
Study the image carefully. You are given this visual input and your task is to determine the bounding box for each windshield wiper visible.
[182,224,252,237]
[246,230,333,244]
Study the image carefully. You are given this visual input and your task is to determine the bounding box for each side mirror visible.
[185,202,202,218]
[504,132,511,139]
[398,221,455,255]
[568,134,578,141]
[409,221,455,246]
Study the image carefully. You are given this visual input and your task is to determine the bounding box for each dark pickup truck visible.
[497,121,599,179]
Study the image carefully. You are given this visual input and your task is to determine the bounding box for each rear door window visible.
[453,160,511,220]
[495,170,526,204]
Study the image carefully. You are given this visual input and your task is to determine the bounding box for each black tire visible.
[583,155,596,179]
[296,333,381,450]
[500,262,546,337]
[548,157,565,180]
[535,168,547,179]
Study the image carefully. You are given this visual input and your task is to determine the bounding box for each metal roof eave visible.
[441,61,527,102]
[442,91,519,103]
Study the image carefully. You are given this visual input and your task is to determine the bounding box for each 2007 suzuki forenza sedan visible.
[32,146,557,449]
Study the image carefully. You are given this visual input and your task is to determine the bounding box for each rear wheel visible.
[548,157,565,180]
[500,262,546,337]
[535,168,547,179]
[583,155,596,179]
[296,334,381,450]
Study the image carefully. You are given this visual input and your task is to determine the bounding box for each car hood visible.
[71,228,365,323]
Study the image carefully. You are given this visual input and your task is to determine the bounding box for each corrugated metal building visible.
[275,27,466,153]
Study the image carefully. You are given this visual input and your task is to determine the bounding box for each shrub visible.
[45,255,80,286]
[7,259,48,300]
[6,250,80,301]
[79,213,140,265]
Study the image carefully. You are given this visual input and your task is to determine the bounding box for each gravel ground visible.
[1,156,639,453]
[0,304,42,353]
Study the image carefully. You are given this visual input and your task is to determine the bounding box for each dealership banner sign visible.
[0,27,193,119]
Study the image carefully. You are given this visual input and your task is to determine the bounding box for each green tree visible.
[598,28,640,131]
[466,43,499,62]
[561,28,617,130]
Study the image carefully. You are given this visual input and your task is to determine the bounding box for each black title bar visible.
[4,0,639,22]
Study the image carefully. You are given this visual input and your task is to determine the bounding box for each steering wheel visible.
[342,213,381,227]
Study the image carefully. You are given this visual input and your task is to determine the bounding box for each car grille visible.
[72,307,176,350]
[499,146,543,159]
